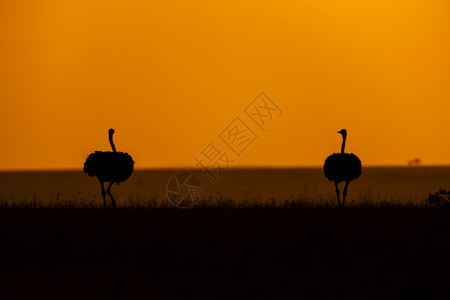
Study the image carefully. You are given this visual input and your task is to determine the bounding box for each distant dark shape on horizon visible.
[83,129,134,207]
[408,158,421,167]
[324,129,362,207]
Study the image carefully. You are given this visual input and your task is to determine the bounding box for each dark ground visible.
[0,205,449,299]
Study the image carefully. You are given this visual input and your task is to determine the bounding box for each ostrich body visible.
[324,129,361,207]
[83,129,134,207]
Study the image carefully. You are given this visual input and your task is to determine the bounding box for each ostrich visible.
[83,129,134,207]
[323,129,361,207]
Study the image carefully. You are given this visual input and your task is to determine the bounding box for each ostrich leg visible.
[334,181,341,207]
[106,182,116,208]
[99,179,107,207]
[342,181,350,207]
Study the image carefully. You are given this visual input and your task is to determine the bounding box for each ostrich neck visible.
[341,135,346,154]
[109,134,117,153]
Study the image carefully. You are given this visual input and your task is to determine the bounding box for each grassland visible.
[0,200,449,299]
[0,169,449,299]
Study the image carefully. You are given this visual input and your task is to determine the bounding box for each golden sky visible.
[1,0,449,170]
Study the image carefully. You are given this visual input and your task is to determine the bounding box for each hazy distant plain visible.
[1,167,449,207]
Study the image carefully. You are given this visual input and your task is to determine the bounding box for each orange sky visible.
[1,0,449,170]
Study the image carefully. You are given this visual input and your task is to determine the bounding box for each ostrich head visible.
[337,129,347,138]
[338,129,347,153]
[108,128,116,153]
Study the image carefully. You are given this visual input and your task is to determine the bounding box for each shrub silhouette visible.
[427,188,450,209]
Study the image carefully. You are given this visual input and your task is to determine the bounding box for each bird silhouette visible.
[323,129,361,207]
[83,129,134,207]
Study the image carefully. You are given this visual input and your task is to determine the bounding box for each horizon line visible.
[1,164,450,172]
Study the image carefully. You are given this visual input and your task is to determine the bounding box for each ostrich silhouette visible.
[83,129,134,207]
[323,129,361,207]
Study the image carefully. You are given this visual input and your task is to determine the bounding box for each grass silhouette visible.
[0,194,449,299]
[1,168,449,298]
